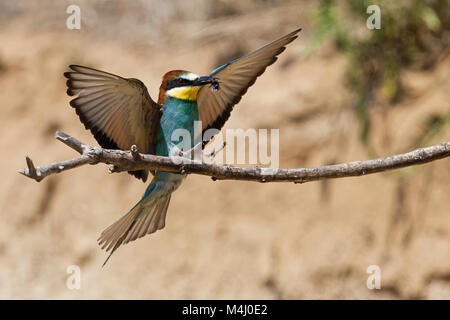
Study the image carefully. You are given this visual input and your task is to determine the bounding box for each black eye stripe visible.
[166,78,192,90]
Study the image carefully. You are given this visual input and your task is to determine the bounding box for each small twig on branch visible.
[18,131,450,184]
[130,145,140,160]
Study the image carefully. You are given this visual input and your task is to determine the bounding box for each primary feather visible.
[64,65,162,182]
[198,28,301,140]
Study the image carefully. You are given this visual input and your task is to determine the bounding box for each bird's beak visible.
[193,76,220,91]
[193,76,220,86]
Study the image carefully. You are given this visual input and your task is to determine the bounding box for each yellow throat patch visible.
[166,86,201,101]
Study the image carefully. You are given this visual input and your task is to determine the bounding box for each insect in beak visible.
[194,76,221,92]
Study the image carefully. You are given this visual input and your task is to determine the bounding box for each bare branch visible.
[18,131,450,184]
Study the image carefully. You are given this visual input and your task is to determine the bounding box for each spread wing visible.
[197,28,301,139]
[64,65,162,182]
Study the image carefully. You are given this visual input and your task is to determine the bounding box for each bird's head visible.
[158,70,219,104]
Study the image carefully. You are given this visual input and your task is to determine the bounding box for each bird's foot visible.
[203,142,226,160]
[169,141,226,161]
[169,142,202,159]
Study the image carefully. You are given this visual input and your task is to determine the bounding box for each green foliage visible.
[418,110,450,147]
[309,0,449,145]
[307,0,352,55]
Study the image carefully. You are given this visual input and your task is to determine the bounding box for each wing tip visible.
[69,64,83,71]
[290,28,302,36]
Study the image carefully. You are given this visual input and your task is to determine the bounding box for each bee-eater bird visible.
[64,28,301,265]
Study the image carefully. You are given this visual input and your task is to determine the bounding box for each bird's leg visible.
[169,141,226,161]
[203,142,227,160]
[169,142,202,159]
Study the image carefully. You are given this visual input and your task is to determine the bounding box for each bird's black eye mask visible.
[166,76,220,92]
[166,78,191,90]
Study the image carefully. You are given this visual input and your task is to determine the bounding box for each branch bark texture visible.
[18,131,450,184]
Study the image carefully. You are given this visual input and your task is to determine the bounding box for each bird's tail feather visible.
[98,180,172,267]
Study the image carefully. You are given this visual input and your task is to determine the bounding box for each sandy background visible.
[0,0,449,299]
